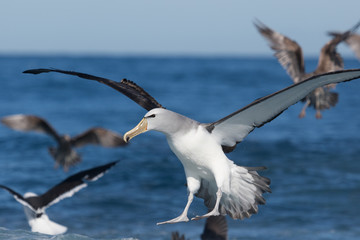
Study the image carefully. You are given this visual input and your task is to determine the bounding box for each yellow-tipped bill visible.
[124,118,148,142]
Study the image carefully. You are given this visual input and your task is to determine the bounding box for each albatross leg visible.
[157,192,194,225]
[299,99,310,118]
[315,110,322,119]
[191,188,222,221]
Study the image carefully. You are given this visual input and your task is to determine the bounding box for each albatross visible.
[1,114,127,171]
[0,161,118,235]
[254,19,358,119]
[23,68,360,225]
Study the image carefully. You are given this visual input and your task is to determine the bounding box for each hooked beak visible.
[124,118,148,143]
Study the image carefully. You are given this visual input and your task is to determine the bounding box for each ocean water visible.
[0,56,359,240]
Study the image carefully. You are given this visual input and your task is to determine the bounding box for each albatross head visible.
[124,108,190,142]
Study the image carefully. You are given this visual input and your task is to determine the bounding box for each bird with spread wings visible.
[23,68,360,224]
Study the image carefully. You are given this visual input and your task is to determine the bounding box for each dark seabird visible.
[23,68,360,225]
[1,114,127,171]
[172,216,227,240]
[254,19,354,119]
[0,161,118,235]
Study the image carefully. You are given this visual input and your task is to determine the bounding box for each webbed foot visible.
[157,214,189,225]
[191,209,220,221]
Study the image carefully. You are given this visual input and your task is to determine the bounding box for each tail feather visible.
[247,170,272,193]
[196,164,271,220]
[315,89,339,110]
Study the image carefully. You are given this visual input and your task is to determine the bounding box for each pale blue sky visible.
[0,0,359,56]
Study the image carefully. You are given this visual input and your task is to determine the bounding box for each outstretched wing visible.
[1,114,61,142]
[71,127,127,148]
[205,69,360,153]
[23,68,163,111]
[315,31,351,75]
[0,185,36,212]
[26,161,119,211]
[254,19,305,83]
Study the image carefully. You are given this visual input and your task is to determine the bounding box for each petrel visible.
[1,114,127,171]
[23,68,360,224]
[254,19,357,119]
[0,161,118,235]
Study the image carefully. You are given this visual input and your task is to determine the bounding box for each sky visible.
[0,0,359,56]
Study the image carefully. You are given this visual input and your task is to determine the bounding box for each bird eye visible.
[147,114,156,118]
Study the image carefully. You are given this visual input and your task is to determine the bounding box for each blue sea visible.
[0,56,359,240]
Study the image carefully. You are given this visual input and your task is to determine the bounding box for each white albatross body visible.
[165,116,232,214]
[167,123,231,190]
[167,117,258,221]
[23,193,67,235]
[125,108,271,224]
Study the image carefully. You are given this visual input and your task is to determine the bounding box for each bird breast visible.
[166,126,229,174]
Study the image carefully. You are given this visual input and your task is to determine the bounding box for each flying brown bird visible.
[254,19,354,119]
[1,114,127,171]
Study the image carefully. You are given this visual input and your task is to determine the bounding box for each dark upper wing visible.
[1,114,61,141]
[205,69,360,153]
[201,216,228,240]
[28,161,119,211]
[315,31,351,75]
[254,19,305,83]
[0,185,36,212]
[23,68,163,111]
[71,127,127,148]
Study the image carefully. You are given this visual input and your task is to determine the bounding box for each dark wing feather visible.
[201,216,228,240]
[205,69,360,153]
[28,161,119,211]
[23,68,164,111]
[121,79,163,110]
[70,127,127,148]
[315,31,350,75]
[254,19,305,83]
[1,114,61,142]
[0,185,37,212]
